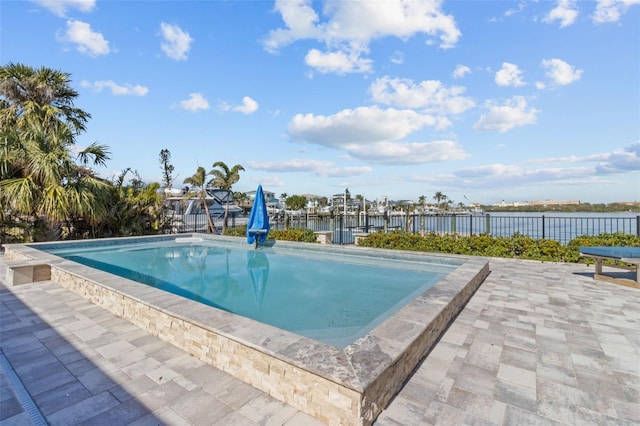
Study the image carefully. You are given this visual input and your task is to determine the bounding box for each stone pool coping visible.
[3,234,489,425]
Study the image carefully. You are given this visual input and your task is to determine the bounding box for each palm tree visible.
[0,63,111,241]
[433,191,445,210]
[418,195,426,212]
[89,168,162,238]
[183,166,215,233]
[209,161,244,231]
[158,149,175,190]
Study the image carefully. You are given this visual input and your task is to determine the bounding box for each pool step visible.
[4,260,51,286]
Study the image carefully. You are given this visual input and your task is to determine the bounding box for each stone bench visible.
[579,246,640,288]
[4,259,51,286]
[353,233,370,246]
[314,231,333,245]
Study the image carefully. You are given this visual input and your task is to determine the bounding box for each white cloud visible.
[593,141,640,173]
[287,105,469,164]
[495,62,525,87]
[452,65,471,79]
[249,158,334,172]
[473,96,539,132]
[178,93,209,111]
[541,58,583,85]
[247,159,372,177]
[346,140,469,164]
[455,163,594,187]
[80,80,149,96]
[504,2,527,17]
[455,142,640,189]
[160,22,193,61]
[220,96,259,115]
[593,0,640,23]
[543,0,579,27]
[369,76,475,116]
[251,175,286,188]
[289,106,438,147]
[263,0,461,74]
[390,51,404,65]
[262,0,324,53]
[535,142,640,173]
[31,0,95,17]
[59,20,109,56]
[304,48,372,74]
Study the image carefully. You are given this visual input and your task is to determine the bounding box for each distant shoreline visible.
[481,204,640,214]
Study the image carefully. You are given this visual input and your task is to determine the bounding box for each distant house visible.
[245,189,284,214]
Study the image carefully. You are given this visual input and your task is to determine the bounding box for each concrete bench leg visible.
[595,258,603,275]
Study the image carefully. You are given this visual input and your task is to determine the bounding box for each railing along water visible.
[272,212,639,245]
[166,211,639,246]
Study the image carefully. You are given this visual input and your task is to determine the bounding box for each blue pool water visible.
[41,239,455,347]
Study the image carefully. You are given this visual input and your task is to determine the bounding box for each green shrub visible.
[223,226,246,237]
[565,233,640,266]
[222,226,318,243]
[358,231,640,264]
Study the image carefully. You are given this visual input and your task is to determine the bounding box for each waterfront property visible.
[2,251,639,425]
[3,234,489,425]
[268,212,640,245]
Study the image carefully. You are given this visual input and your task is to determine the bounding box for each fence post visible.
[469,214,473,236]
[485,214,490,235]
[542,215,545,240]
[405,206,411,232]
[637,216,639,236]
[384,211,389,233]
[451,214,456,234]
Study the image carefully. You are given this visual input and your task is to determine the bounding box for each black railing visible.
[274,213,640,245]
[165,211,640,246]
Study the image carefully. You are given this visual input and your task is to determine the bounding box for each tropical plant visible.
[209,161,244,230]
[0,63,112,241]
[285,195,307,210]
[159,148,175,190]
[433,191,445,209]
[183,166,215,233]
[91,168,163,238]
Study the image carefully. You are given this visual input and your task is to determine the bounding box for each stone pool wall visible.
[3,238,489,425]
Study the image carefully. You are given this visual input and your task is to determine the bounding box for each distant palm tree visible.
[433,191,445,209]
[183,166,215,233]
[418,195,426,211]
[209,161,244,231]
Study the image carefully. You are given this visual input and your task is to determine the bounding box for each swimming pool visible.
[4,234,489,425]
[41,239,451,348]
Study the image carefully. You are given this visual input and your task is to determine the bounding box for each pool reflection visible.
[247,250,270,309]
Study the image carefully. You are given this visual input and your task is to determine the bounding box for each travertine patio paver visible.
[1,255,638,425]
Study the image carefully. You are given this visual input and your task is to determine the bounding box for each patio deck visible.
[1,255,638,425]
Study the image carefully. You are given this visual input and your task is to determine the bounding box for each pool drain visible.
[0,349,47,425]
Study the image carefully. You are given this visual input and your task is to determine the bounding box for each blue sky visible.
[2,0,639,205]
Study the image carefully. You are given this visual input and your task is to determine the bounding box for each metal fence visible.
[272,213,640,245]
[167,212,640,245]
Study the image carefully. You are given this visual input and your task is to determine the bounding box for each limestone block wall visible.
[49,266,366,425]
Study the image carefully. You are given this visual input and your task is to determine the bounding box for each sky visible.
[2,0,639,205]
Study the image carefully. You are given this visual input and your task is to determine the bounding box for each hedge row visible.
[223,226,639,266]
[358,231,640,265]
